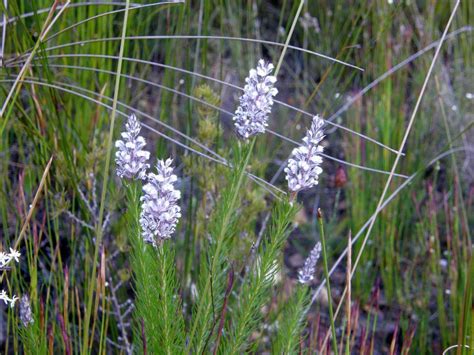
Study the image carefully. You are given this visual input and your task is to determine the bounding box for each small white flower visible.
[0,253,7,266]
[115,114,151,180]
[285,116,325,193]
[9,248,21,263]
[9,295,19,308]
[0,289,18,308]
[0,248,21,268]
[298,242,322,284]
[140,159,181,246]
[233,59,278,140]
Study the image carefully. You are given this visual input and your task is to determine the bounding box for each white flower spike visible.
[115,113,151,180]
[298,241,322,284]
[233,59,278,140]
[140,159,182,246]
[285,115,325,193]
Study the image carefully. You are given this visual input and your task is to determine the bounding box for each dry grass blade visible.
[274,0,305,76]
[0,2,144,27]
[83,1,132,350]
[313,0,461,337]
[325,26,473,125]
[348,0,460,288]
[13,156,54,250]
[310,146,472,306]
[44,1,184,43]
[0,0,6,67]
[0,0,70,119]
[0,156,53,285]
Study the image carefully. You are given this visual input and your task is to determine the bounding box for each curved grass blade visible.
[9,53,399,155]
[14,61,408,178]
[0,76,285,198]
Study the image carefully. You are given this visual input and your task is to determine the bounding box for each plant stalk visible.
[318,208,338,355]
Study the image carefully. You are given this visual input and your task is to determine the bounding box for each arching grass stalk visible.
[313,0,461,341]
[274,0,304,77]
[0,75,283,198]
[82,0,130,352]
[6,50,400,155]
[4,61,402,178]
[318,208,338,355]
[0,0,70,136]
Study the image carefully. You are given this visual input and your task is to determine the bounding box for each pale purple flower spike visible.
[19,294,34,327]
[115,114,150,180]
[298,241,322,284]
[285,116,325,192]
[140,159,181,246]
[233,59,278,139]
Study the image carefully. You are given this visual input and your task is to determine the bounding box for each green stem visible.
[188,138,255,352]
[157,243,172,355]
[318,210,338,355]
[82,1,130,352]
[229,201,297,353]
[274,0,304,77]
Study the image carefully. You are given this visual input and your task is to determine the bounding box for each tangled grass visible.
[0,0,472,353]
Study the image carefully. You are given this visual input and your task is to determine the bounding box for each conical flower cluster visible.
[19,294,34,327]
[115,114,150,180]
[285,116,325,192]
[233,59,278,140]
[298,241,322,284]
[140,159,181,246]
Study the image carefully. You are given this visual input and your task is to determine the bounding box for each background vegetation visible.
[0,0,472,353]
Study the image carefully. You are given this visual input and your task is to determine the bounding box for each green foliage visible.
[183,84,225,192]
[126,183,186,354]
[187,139,255,352]
[18,319,47,355]
[272,286,311,354]
[223,201,297,353]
